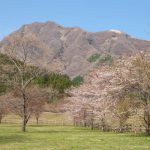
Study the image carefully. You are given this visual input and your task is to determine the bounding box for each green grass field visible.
[0,124,150,150]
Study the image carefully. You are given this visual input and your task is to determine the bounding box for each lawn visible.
[0,125,150,150]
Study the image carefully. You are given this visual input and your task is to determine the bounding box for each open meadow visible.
[0,124,150,150]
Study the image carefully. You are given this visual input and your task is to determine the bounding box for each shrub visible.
[72,75,84,86]
[0,84,7,95]
[99,55,114,66]
[87,53,100,63]
[35,73,72,93]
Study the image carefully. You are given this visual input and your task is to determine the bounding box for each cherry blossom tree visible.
[67,66,118,130]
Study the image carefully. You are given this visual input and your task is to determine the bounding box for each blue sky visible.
[0,0,150,40]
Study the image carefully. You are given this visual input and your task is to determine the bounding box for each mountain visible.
[0,21,150,77]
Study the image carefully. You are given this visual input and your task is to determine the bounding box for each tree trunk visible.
[145,114,150,135]
[83,109,87,127]
[146,124,150,135]
[22,93,27,132]
[36,117,39,125]
[119,120,123,133]
[101,117,106,131]
[22,121,26,132]
[22,113,27,132]
[0,115,2,124]
[144,104,150,135]
[91,120,94,130]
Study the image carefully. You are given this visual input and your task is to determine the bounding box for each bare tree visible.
[3,33,45,132]
[30,87,47,125]
[7,86,47,126]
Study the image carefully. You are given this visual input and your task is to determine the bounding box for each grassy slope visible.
[3,112,72,125]
[0,125,150,150]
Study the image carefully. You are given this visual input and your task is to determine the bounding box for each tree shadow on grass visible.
[29,129,91,134]
[0,135,29,144]
[111,132,150,138]
[127,133,150,138]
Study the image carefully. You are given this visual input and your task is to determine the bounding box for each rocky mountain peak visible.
[0,21,150,77]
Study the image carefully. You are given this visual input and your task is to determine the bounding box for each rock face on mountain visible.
[0,21,150,77]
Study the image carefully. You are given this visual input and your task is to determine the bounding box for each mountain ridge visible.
[1,21,150,77]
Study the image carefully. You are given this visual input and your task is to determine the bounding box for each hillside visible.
[0,21,150,77]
